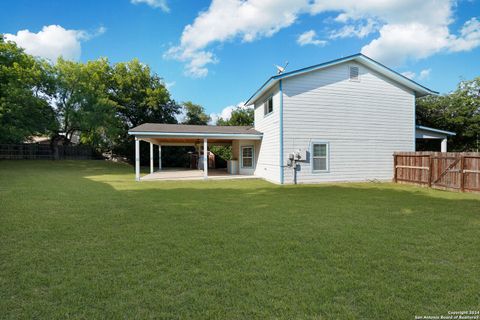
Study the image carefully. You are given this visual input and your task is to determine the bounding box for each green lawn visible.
[1,161,479,319]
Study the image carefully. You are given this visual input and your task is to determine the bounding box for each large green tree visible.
[416,76,480,151]
[108,59,180,161]
[111,59,179,128]
[0,35,56,143]
[182,101,210,125]
[216,106,253,126]
[53,58,119,149]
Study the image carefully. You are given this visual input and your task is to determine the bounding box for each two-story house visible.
[129,53,455,184]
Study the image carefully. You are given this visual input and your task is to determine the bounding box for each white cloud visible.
[165,81,176,89]
[418,68,431,80]
[356,8,480,66]
[210,101,251,124]
[131,0,169,12]
[312,0,464,66]
[361,23,452,66]
[165,0,310,77]
[297,30,327,46]
[164,47,218,78]
[401,71,416,79]
[329,18,378,39]
[400,68,431,80]
[310,0,452,26]
[4,25,105,62]
[448,17,480,52]
[168,0,480,77]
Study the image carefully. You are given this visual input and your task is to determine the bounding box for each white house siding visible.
[253,85,281,183]
[281,61,415,184]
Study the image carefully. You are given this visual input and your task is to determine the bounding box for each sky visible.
[1,0,479,122]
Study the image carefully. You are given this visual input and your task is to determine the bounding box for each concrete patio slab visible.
[140,168,258,181]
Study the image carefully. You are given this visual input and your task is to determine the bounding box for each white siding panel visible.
[282,62,415,184]
[253,85,281,183]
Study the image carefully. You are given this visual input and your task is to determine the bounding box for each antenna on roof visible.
[274,61,289,75]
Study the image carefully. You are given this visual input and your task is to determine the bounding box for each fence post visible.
[393,154,397,183]
[428,155,433,187]
[460,155,465,192]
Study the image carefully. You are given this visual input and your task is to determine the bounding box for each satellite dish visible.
[274,61,289,74]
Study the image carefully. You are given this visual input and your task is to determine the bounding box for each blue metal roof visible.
[245,53,438,106]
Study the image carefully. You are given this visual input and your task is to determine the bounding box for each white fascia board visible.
[416,125,456,137]
[128,131,263,140]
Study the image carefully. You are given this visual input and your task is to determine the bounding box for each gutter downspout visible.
[279,79,284,185]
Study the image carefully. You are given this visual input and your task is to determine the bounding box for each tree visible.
[110,59,180,159]
[0,36,181,161]
[0,35,56,143]
[216,106,253,126]
[416,76,480,151]
[111,59,179,128]
[52,58,120,150]
[182,101,210,125]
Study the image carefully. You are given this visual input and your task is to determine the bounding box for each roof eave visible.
[416,125,456,136]
[244,77,275,106]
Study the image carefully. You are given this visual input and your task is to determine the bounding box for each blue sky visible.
[1,0,479,120]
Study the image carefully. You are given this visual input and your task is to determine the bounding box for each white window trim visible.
[263,95,274,117]
[240,145,255,169]
[349,65,360,82]
[310,141,330,173]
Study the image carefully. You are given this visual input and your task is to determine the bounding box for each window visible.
[264,96,273,116]
[312,142,329,172]
[349,66,359,81]
[241,146,254,168]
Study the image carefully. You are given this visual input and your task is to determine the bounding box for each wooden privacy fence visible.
[0,144,97,160]
[393,152,480,192]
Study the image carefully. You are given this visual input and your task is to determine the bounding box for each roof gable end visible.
[245,53,437,106]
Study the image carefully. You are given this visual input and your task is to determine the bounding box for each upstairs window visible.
[312,142,329,172]
[349,66,359,81]
[264,96,273,116]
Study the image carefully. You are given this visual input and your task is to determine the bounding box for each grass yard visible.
[1,161,479,319]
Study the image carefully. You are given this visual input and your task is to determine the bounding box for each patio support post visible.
[158,145,162,171]
[203,138,208,179]
[135,138,140,181]
[441,138,447,152]
[150,142,154,174]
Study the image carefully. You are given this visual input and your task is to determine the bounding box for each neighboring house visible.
[25,132,81,145]
[129,53,455,184]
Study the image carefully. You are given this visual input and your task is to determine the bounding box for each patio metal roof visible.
[128,123,263,140]
[416,125,456,136]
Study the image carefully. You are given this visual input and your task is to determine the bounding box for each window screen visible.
[312,143,328,171]
[264,97,273,115]
[242,146,254,168]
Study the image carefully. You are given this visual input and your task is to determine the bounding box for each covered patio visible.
[128,123,262,181]
[415,125,456,152]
